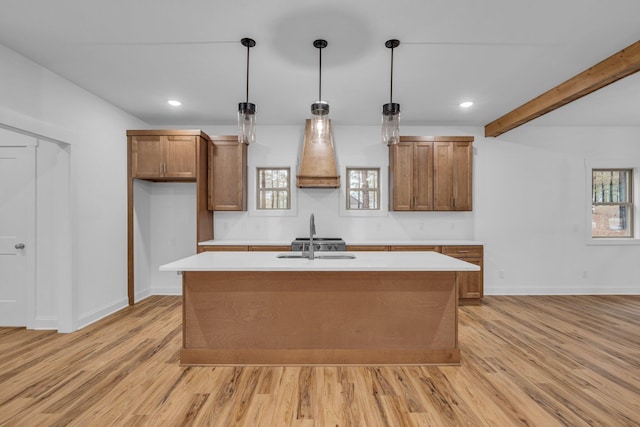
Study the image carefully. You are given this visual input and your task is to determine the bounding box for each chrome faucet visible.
[309,213,316,260]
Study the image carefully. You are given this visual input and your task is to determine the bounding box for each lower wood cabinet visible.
[198,245,290,253]
[441,245,484,304]
[349,244,483,304]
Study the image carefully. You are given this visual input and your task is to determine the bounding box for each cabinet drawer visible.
[346,245,390,251]
[249,245,290,251]
[442,245,483,258]
[200,245,249,251]
[390,245,441,252]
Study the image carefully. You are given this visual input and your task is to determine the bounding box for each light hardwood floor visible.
[0,295,639,426]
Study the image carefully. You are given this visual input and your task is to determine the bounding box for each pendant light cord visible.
[389,46,394,104]
[318,46,322,102]
[245,43,250,103]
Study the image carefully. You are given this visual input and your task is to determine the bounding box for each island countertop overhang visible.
[160,251,480,272]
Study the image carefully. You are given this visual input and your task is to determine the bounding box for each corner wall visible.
[0,43,148,331]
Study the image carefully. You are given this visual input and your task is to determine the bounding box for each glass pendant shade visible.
[311,101,330,144]
[238,102,256,144]
[382,102,400,145]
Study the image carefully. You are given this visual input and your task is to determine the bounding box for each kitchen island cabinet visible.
[161,251,479,366]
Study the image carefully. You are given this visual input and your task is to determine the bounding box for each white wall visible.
[0,43,148,331]
[478,126,640,295]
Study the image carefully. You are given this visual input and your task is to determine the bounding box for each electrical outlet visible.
[582,271,588,279]
[499,270,505,279]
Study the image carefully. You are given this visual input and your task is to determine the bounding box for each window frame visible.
[346,167,381,211]
[591,168,633,238]
[585,161,640,246]
[256,167,291,211]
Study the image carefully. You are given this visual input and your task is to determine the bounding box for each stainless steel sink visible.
[276,253,356,260]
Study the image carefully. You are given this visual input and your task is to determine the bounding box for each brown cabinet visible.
[434,141,473,211]
[127,130,213,305]
[389,140,433,210]
[389,136,473,211]
[208,137,247,211]
[130,134,197,180]
[200,245,249,252]
[442,245,484,303]
[346,245,390,251]
[351,243,483,304]
[199,245,290,253]
[390,245,441,252]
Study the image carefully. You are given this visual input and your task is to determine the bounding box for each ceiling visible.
[1,0,639,130]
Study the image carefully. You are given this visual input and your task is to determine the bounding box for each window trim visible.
[591,168,633,238]
[256,167,291,211]
[585,161,640,246]
[346,167,381,211]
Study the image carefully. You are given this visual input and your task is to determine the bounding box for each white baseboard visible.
[77,297,128,330]
[150,287,182,296]
[135,288,152,303]
[33,316,58,330]
[486,285,639,295]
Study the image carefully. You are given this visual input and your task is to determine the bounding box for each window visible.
[592,169,633,238]
[347,168,380,210]
[257,168,290,210]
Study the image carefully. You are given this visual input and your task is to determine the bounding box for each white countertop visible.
[160,251,481,272]
[198,239,483,246]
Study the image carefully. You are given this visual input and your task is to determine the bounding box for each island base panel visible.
[181,348,460,366]
[182,271,459,365]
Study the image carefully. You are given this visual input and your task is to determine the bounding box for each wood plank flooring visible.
[0,295,639,426]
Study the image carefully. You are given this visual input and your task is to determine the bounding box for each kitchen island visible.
[160,251,479,366]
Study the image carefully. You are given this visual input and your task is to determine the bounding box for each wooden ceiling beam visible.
[485,40,640,137]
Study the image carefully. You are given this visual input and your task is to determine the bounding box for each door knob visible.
[15,243,25,250]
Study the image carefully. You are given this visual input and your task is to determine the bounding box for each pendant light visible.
[310,39,330,144]
[382,39,400,145]
[238,37,256,144]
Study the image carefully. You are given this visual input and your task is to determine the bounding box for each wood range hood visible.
[296,119,340,188]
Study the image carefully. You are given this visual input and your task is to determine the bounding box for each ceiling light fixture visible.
[460,101,474,108]
[238,37,256,144]
[382,39,400,145]
[310,39,330,144]
[167,100,182,106]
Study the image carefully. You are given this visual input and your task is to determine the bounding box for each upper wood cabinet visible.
[434,140,473,211]
[208,136,247,211]
[130,134,197,180]
[389,140,433,210]
[389,136,473,211]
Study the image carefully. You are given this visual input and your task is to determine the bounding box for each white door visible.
[0,145,34,326]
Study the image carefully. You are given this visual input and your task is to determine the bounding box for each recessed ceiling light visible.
[460,101,473,108]
[168,100,182,107]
